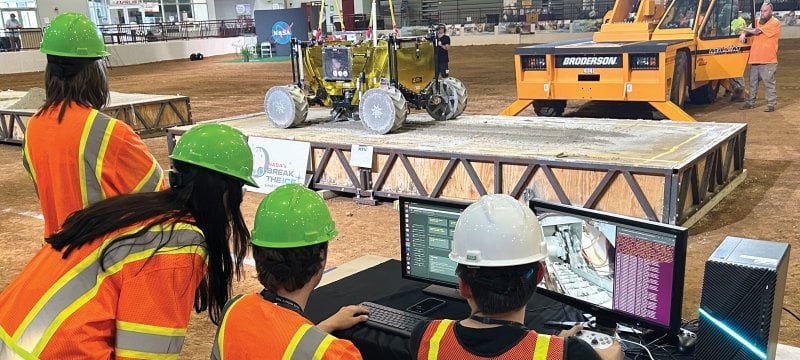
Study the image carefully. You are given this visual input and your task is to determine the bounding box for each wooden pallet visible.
[0,90,191,145]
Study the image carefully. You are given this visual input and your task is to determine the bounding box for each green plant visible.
[240,46,252,62]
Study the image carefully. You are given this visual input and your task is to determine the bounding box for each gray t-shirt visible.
[5,18,21,35]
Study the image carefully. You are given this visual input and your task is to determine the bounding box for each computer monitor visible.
[399,197,469,299]
[529,200,687,336]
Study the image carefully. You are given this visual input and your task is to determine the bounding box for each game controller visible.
[574,329,615,349]
[677,328,698,353]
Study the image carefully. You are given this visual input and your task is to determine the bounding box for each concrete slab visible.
[184,108,746,170]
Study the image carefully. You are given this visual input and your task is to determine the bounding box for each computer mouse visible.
[677,330,698,353]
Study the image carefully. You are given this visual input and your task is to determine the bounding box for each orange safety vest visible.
[417,320,565,360]
[22,103,167,238]
[211,293,362,360]
[0,221,206,359]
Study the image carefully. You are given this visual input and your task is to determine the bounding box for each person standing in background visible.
[435,24,451,79]
[740,2,781,112]
[4,13,21,51]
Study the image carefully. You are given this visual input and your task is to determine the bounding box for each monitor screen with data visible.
[399,197,469,288]
[530,200,687,333]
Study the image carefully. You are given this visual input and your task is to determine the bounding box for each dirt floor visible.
[2,41,800,358]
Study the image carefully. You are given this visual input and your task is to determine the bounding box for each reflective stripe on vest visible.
[78,110,115,207]
[210,294,247,360]
[21,137,38,195]
[427,319,454,360]
[115,320,186,359]
[134,161,166,192]
[10,223,205,357]
[421,320,562,360]
[282,324,336,360]
[532,334,551,360]
[0,326,35,360]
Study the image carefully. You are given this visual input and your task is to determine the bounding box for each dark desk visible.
[307,259,692,360]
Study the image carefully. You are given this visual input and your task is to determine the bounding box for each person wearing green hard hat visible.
[0,123,256,358]
[211,184,367,360]
[24,12,167,240]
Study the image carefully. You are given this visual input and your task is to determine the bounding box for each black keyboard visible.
[360,301,429,337]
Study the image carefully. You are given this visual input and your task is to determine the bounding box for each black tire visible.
[669,51,688,107]
[197,53,204,60]
[189,53,198,61]
[533,100,567,117]
[425,77,468,121]
[689,80,719,104]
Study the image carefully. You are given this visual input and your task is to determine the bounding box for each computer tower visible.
[696,236,789,360]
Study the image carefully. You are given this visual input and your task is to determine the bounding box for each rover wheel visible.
[359,87,407,134]
[264,85,308,128]
[426,77,468,120]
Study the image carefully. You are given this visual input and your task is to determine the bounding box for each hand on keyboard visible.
[359,302,429,337]
[317,304,370,333]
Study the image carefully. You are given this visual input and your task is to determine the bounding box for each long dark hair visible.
[36,55,109,122]
[47,160,249,325]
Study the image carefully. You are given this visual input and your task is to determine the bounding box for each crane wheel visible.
[533,100,567,117]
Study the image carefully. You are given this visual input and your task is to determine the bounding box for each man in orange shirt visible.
[739,2,781,112]
[23,13,166,238]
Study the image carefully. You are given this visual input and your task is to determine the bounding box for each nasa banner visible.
[245,137,311,194]
[254,8,310,56]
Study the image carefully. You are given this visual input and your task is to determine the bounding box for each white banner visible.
[245,137,311,194]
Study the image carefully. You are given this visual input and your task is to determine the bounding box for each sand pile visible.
[7,88,46,110]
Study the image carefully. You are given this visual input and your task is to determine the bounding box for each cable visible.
[619,338,655,360]
[784,307,800,321]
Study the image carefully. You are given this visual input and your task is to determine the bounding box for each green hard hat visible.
[170,123,257,187]
[251,184,338,248]
[40,13,109,58]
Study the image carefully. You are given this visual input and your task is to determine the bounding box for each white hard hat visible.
[450,194,547,267]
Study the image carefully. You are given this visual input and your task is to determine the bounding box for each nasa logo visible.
[272,21,294,45]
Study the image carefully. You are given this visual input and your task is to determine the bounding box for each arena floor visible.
[1,41,799,357]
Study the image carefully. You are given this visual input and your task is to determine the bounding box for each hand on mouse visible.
[317,305,370,332]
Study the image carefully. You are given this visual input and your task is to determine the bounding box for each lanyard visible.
[260,289,305,316]
[469,314,529,331]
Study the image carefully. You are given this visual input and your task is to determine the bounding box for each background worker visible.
[22,12,167,239]
[212,184,367,359]
[740,2,781,112]
[0,123,257,359]
[726,9,747,101]
[4,13,21,51]
[409,194,623,360]
[434,24,451,78]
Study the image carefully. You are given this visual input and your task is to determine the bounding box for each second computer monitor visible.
[530,200,687,335]
[399,197,469,289]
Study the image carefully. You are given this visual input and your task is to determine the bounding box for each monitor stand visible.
[422,284,464,301]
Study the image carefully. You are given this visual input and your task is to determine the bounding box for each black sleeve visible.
[441,35,451,46]
[409,320,433,360]
[564,336,603,360]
